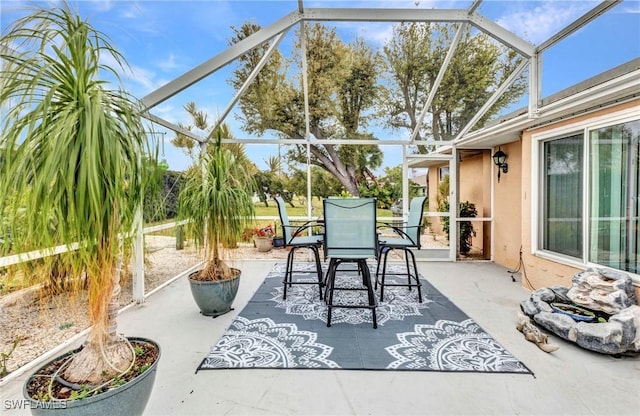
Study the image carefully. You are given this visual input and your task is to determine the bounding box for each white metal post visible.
[301,21,313,223]
[132,204,145,303]
[529,53,541,116]
[402,144,409,218]
[450,146,459,261]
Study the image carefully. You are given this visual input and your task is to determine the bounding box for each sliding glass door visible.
[589,121,640,274]
[540,118,639,275]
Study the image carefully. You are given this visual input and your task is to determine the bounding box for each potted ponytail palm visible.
[179,133,256,317]
[1,3,159,415]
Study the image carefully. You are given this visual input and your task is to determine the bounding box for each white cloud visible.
[152,103,180,125]
[157,53,182,72]
[304,0,453,8]
[622,2,640,14]
[0,0,31,14]
[331,21,396,45]
[83,0,115,13]
[495,1,593,45]
[127,64,160,93]
[362,23,396,45]
[99,51,160,95]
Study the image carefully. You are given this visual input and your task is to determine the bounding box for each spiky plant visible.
[179,132,256,281]
[0,3,150,385]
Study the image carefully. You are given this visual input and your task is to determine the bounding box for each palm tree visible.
[264,155,282,175]
[178,131,256,281]
[171,101,258,177]
[0,3,151,384]
[171,102,258,257]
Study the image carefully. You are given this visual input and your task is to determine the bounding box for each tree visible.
[254,154,288,206]
[264,155,283,176]
[0,3,152,384]
[171,102,257,175]
[229,22,382,196]
[379,23,438,142]
[359,165,420,208]
[178,132,256,281]
[380,23,526,147]
[287,167,343,201]
[143,167,183,222]
[255,169,287,207]
[142,156,169,223]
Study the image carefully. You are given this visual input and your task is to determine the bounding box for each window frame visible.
[540,131,585,259]
[531,106,640,282]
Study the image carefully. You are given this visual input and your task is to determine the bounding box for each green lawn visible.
[253,200,393,222]
[254,200,319,217]
[144,199,395,234]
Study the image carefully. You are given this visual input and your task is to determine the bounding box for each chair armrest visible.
[283,220,325,242]
[376,223,421,245]
[376,220,407,228]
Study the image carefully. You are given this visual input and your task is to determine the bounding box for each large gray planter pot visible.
[23,337,160,416]
[189,268,240,317]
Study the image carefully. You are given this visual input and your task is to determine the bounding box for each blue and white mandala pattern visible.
[386,319,530,372]
[200,316,339,369]
[269,265,432,326]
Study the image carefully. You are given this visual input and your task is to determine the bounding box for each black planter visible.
[23,337,160,416]
[273,237,285,248]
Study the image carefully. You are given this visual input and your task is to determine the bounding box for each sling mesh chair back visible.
[376,196,427,302]
[323,197,378,328]
[275,196,324,300]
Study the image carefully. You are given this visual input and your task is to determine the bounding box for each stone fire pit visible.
[520,268,640,355]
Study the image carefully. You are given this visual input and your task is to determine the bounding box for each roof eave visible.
[456,58,640,150]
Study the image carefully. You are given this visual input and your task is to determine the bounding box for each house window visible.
[539,117,640,275]
[543,134,583,258]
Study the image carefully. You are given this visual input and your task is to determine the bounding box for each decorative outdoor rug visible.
[197,263,532,374]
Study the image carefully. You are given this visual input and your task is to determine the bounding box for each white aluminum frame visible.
[1,1,624,301]
[530,106,640,284]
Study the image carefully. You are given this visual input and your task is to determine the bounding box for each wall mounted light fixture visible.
[492,147,508,183]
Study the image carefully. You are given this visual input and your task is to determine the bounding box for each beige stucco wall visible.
[518,99,640,299]
[423,100,639,300]
[493,141,523,269]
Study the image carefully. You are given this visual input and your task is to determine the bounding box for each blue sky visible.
[2,0,639,173]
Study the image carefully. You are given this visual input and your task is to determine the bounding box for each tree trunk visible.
[308,144,360,196]
[61,254,133,385]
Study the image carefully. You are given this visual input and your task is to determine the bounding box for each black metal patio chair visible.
[375,196,427,303]
[323,197,378,329]
[275,196,324,300]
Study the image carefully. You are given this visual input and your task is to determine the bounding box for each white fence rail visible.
[2,213,371,300]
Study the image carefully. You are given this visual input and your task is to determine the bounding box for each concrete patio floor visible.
[2,260,639,415]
